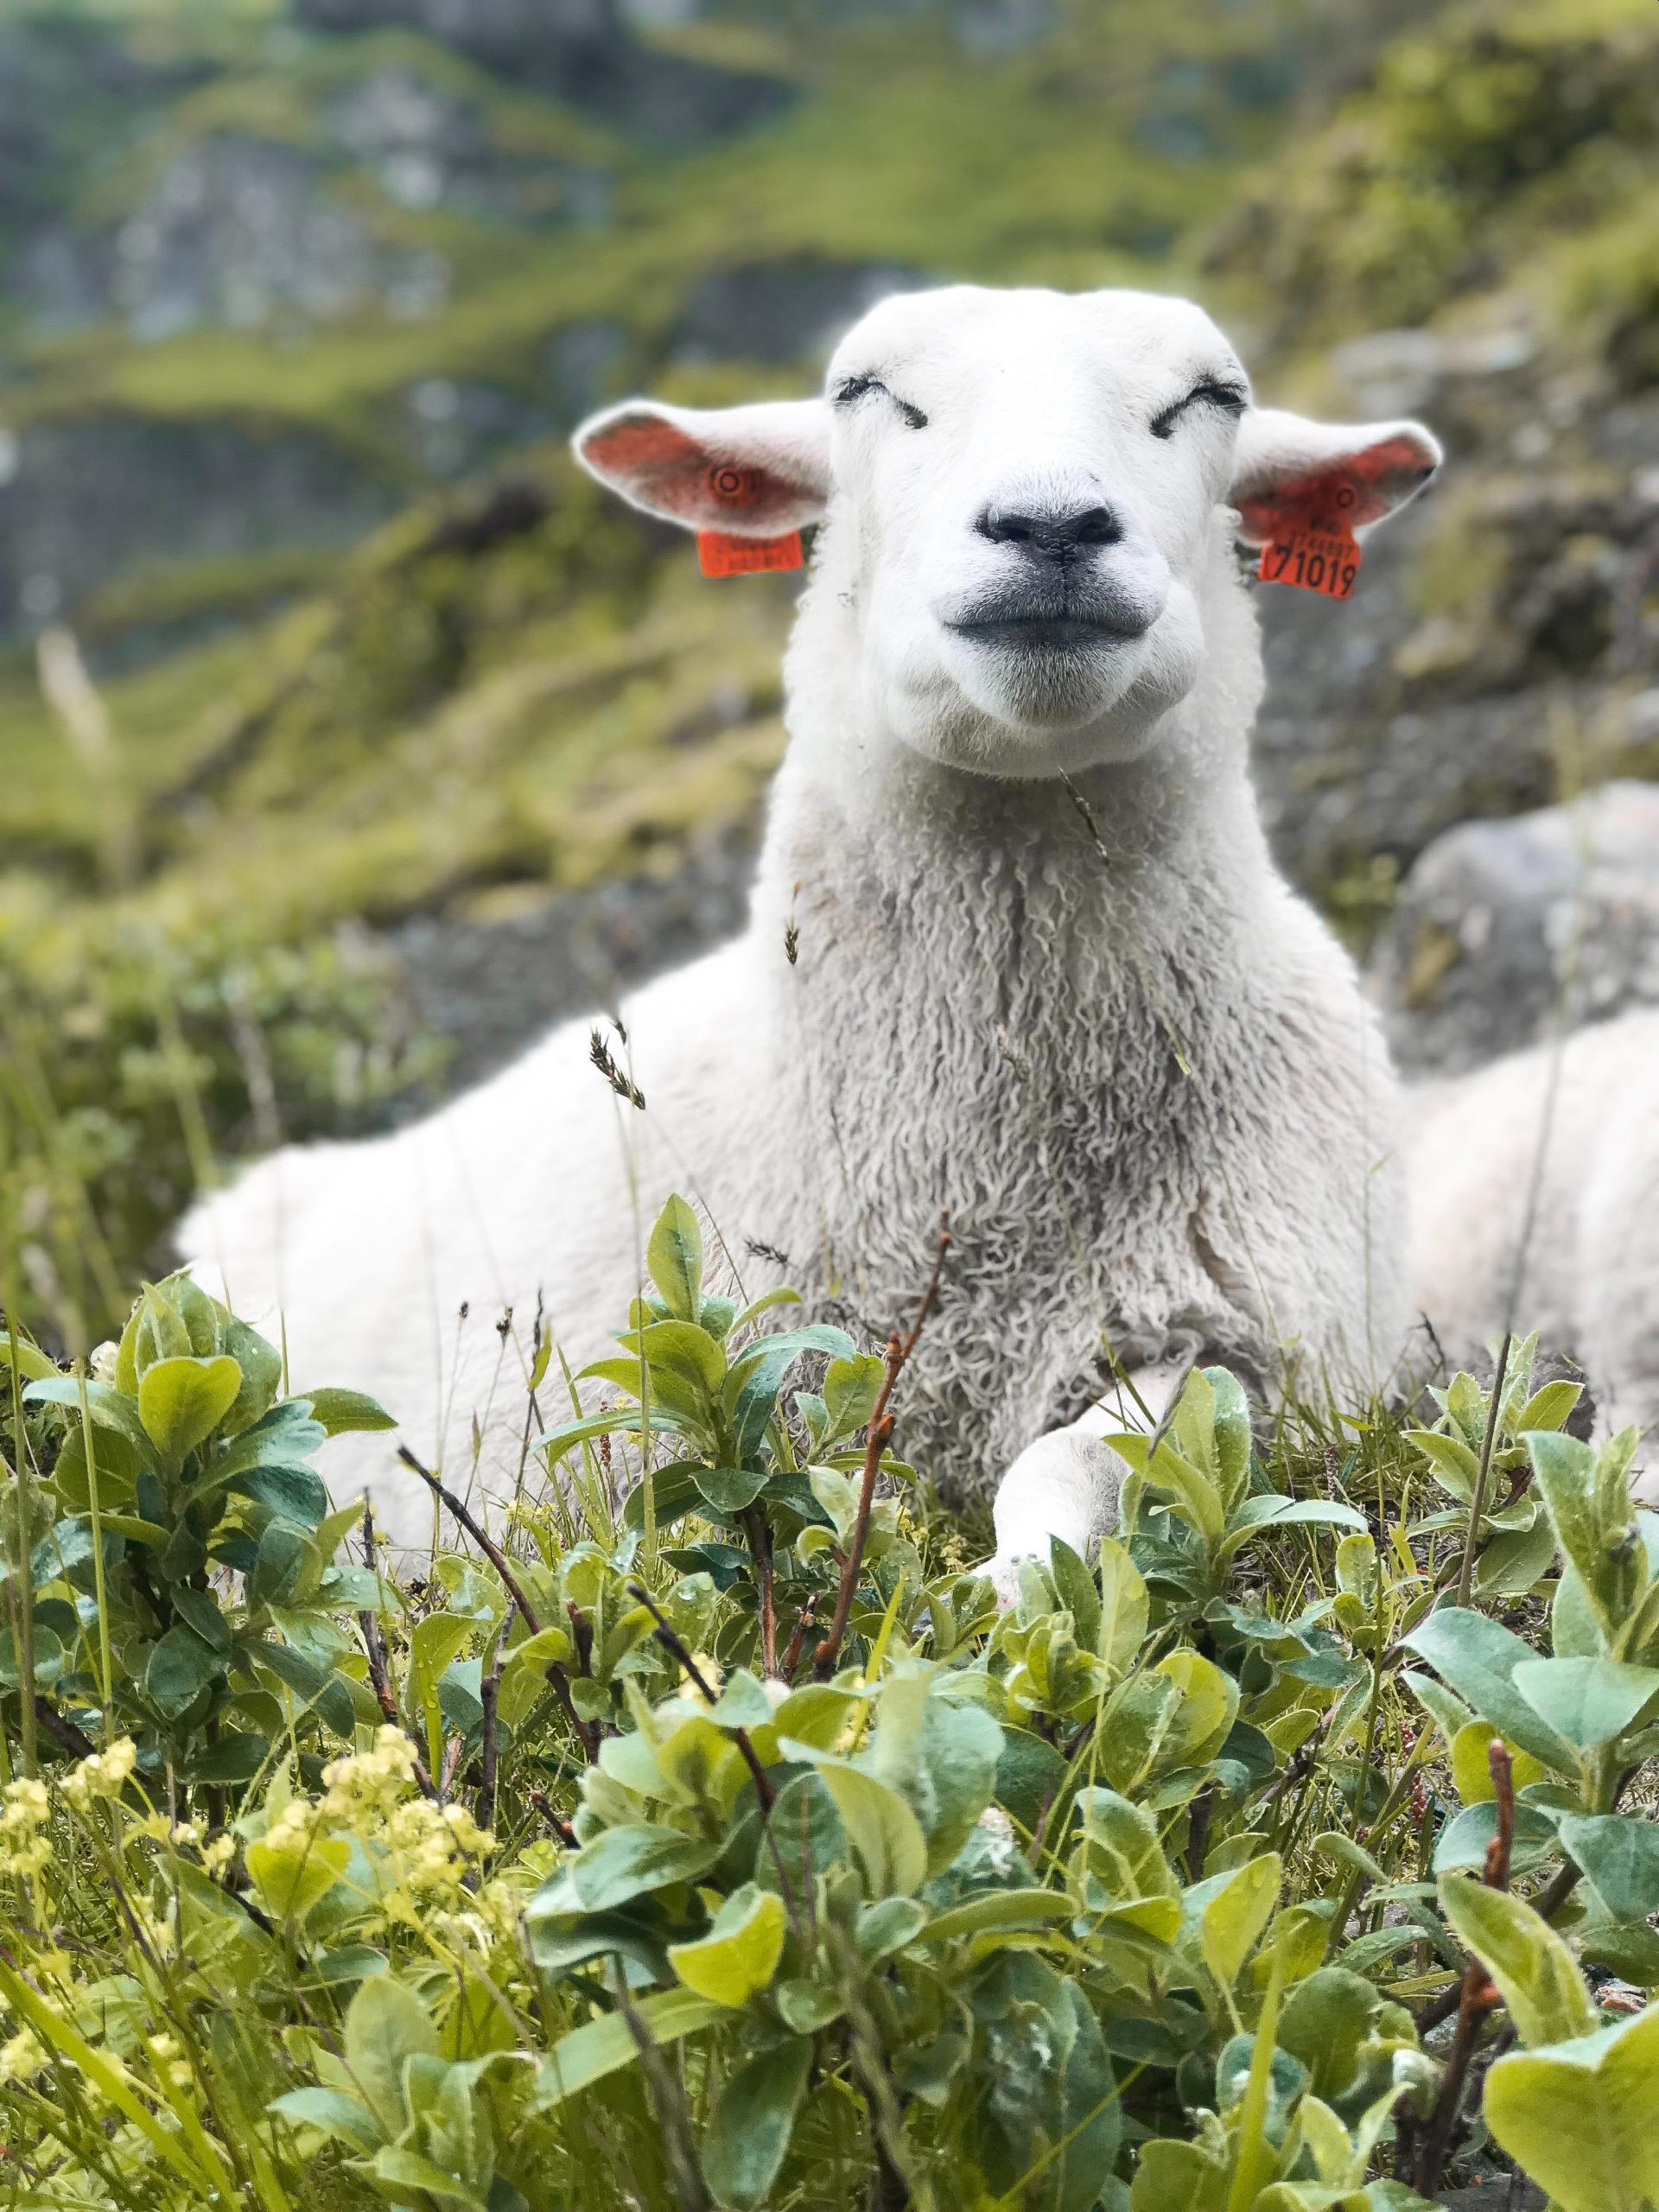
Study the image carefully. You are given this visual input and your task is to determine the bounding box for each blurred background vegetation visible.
[2,0,1656,1350]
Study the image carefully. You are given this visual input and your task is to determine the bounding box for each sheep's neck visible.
[756,663,1267,1020]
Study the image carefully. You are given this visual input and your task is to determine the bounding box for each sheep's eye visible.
[1149,380,1248,441]
[833,373,927,429]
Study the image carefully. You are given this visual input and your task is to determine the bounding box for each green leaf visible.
[647,1196,704,1321]
[1096,1536,1148,1675]
[569,1823,721,1910]
[995,1726,1066,1831]
[724,1325,855,1467]
[302,1388,397,1436]
[667,1885,785,2007]
[1216,1497,1367,1564]
[1129,2138,1228,2210]
[246,1831,350,1926]
[1185,1854,1281,1992]
[0,1328,55,1382]
[693,1466,769,1514]
[1277,1968,1383,2102]
[268,2088,381,2152]
[232,1462,329,1528]
[137,1355,244,1463]
[146,1624,224,1718]
[1107,1432,1224,1549]
[1439,1877,1598,2047]
[410,1612,476,1715]
[368,2148,486,2209]
[344,1976,440,2136]
[1049,1538,1101,1654]
[806,1757,929,1896]
[1511,1656,1659,1753]
[536,1988,725,2107]
[1406,1429,1481,1502]
[921,1889,1074,1943]
[1484,2005,1659,2212]
[1399,1607,1578,1772]
[1518,1379,1584,1433]
[1556,1813,1659,1924]
[701,2036,812,2210]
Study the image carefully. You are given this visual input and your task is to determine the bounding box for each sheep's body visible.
[1409,1008,1659,1467]
[184,522,1402,1542]
[181,283,1432,1554]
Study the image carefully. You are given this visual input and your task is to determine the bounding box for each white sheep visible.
[180,283,1440,1570]
[1409,1007,1659,1486]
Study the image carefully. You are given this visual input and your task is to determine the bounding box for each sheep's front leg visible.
[984,1362,1186,1605]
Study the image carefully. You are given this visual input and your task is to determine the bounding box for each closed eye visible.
[1149,379,1248,441]
[833,373,928,429]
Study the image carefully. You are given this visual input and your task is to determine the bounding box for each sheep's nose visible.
[976,500,1122,560]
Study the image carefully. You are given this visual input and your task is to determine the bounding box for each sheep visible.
[1409,1007,1659,1489]
[179,283,1440,1571]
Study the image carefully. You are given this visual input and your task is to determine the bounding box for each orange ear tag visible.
[696,530,804,578]
[1258,480,1362,600]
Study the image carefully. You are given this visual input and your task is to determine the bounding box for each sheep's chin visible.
[878,594,1203,777]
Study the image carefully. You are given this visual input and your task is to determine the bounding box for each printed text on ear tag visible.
[1258,480,1361,600]
[696,530,804,578]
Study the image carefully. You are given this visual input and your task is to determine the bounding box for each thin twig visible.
[477,1617,511,1837]
[397,1445,601,1763]
[780,1594,822,1681]
[1455,1332,1512,1611]
[742,1504,779,1676]
[815,1217,950,1679]
[1409,1740,1514,2196]
[32,1697,97,1762]
[357,1505,440,1799]
[613,1965,709,2212]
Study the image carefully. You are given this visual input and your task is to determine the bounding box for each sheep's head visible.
[575,284,1440,778]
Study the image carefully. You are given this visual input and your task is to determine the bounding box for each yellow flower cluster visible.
[0,1775,51,1879]
[320,1726,420,1821]
[60,1736,137,1812]
[382,1798,495,1902]
[1,2027,48,2083]
[255,1730,495,1912]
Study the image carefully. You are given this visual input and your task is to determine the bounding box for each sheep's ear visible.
[1228,408,1441,547]
[574,397,831,536]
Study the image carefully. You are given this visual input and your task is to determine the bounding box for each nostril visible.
[1069,505,1120,548]
[976,505,1034,546]
[976,502,1122,555]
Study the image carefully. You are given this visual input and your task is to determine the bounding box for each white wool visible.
[1408,1008,1659,1488]
[178,284,1439,1555]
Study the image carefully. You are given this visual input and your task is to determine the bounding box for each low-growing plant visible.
[3,1201,1658,2210]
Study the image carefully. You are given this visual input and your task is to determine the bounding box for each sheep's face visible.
[575,284,1440,779]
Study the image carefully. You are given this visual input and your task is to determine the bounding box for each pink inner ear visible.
[1236,433,1435,544]
[580,410,813,531]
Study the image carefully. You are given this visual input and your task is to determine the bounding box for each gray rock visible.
[0,415,398,640]
[1371,780,1659,1074]
[292,0,794,144]
[670,256,925,367]
[59,136,452,340]
[401,379,554,479]
[383,821,758,1104]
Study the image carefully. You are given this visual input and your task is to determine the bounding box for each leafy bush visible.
[3,1205,1659,2209]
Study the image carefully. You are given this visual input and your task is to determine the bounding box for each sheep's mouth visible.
[946,614,1142,651]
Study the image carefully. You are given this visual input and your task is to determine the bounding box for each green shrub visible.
[3,1205,1659,2209]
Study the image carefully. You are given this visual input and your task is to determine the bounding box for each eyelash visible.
[1150,382,1248,440]
[833,374,928,429]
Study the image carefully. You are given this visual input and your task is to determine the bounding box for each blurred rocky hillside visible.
[2,0,1656,1330]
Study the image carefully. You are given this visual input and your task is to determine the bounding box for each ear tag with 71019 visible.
[1258,480,1361,600]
